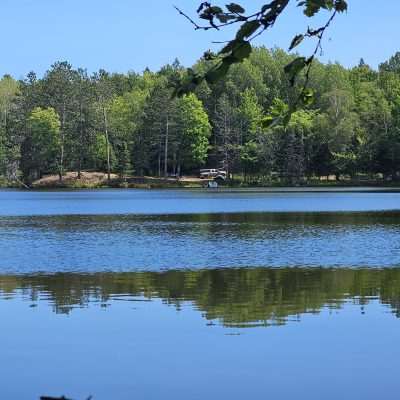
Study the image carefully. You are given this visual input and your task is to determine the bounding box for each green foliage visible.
[0,75,20,113]
[116,141,131,178]
[103,78,153,176]
[28,107,61,177]
[2,44,400,185]
[239,88,263,137]
[90,133,116,171]
[176,0,348,101]
[240,140,260,176]
[300,0,348,17]
[284,56,309,86]
[0,75,20,179]
[176,93,211,167]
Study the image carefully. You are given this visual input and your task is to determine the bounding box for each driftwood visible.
[40,396,92,400]
[40,397,72,400]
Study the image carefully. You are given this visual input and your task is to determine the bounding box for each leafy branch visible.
[283,7,341,120]
[175,0,348,111]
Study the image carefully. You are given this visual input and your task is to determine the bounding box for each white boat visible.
[207,181,218,189]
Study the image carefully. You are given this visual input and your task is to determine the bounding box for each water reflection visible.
[1,212,400,272]
[1,188,400,216]
[1,268,400,326]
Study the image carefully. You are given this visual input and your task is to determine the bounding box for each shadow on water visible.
[2,267,400,327]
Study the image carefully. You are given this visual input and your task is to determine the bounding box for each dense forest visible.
[1,47,400,185]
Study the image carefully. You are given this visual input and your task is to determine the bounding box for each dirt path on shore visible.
[31,172,205,188]
[32,172,119,188]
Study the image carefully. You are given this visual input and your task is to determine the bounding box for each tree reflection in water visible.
[1,267,400,327]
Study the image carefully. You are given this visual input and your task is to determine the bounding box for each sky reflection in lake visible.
[0,188,400,216]
[0,211,399,273]
[1,268,400,400]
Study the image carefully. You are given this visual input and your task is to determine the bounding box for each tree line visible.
[1,47,400,185]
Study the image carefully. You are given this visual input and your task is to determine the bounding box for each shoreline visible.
[1,172,400,191]
[2,182,400,192]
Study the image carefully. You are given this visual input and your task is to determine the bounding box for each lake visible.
[0,188,400,400]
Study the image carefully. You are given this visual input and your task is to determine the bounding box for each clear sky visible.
[2,0,400,78]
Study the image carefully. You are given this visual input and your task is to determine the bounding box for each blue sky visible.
[2,0,400,78]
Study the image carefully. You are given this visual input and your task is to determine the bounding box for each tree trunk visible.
[157,128,162,177]
[164,115,169,177]
[59,103,66,183]
[102,104,111,182]
[78,103,83,180]
[77,159,82,180]
[173,151,177,176]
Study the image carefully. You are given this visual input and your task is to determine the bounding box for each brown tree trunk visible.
[102,103,111,182]
[164,115,169,177]
[59,103,66,183]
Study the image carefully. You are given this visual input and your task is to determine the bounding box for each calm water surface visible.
[0,187,400,216]
[0,189,400,400]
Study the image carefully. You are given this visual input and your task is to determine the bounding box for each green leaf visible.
[205,61,231,84]
[289,34,304,51]
[199,12,212,20]
[282,112,292,126]
[209,6,224,14]
[226,3,245,14]
[334,0,348,12]
[219,39,252,63]
[261,112,292,129]
[231,41,252,62]
[300,0,330,17]
[301,88,315,106]
[173,70,205,97]
[261,115,275,129]
[203,50,217,60]
[216,14,236,23]
[284,57,307,85]
[219,40,238,55]
[236,20,261,40]
[261,4,272,13]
